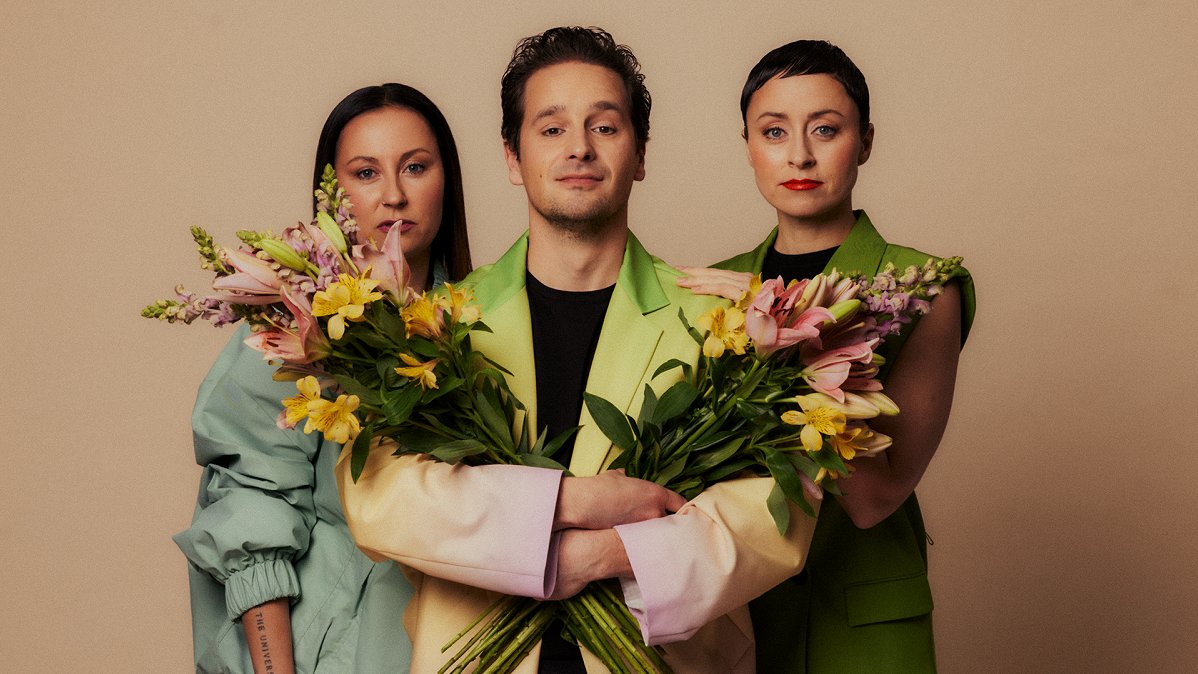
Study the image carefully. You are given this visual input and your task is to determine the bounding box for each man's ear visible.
[503,141,524,186]
[858,123,875,166]
[634,144,647,182]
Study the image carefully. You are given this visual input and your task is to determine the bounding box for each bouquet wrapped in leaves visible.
[144,166,960,673]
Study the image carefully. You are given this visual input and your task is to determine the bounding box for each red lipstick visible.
[782,179,822,191]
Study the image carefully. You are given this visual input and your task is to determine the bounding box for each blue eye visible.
[404,163,426,175]
[763,127,784,139]
[355,168,378,180]
[813,125,837,137]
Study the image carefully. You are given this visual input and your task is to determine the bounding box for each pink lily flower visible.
[352,225,410,305]
[745,277,833,356]
[243,287,332,364]
[212,249,284,303]
[799,339,878,401]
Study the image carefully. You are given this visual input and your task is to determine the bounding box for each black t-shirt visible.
[526,272,614,468]
[526,272,614,672]
[761,244,839,285]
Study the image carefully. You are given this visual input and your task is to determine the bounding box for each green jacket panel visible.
[717,211,976,673]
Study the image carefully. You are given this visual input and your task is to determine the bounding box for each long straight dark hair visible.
[313,83,472,284]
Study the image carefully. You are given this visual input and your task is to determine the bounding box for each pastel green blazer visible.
[716,211,976,673]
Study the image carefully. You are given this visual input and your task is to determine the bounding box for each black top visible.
[526,272,615,468]
[761,244,839,284]
[527,272,614,672]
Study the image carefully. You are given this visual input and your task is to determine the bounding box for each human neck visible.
[525,212,628,291]
[773,207,858,255]
[406,251,431,294]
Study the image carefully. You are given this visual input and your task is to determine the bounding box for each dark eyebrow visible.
[530,100,624,124]
[753,109,848,124]
[341,148,434,165]
[531,105,565,124]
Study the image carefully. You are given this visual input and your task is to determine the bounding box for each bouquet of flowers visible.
[439,259,962,673]
[144,167,961,673]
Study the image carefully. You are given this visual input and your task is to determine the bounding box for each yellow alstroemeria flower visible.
[304,393,361,444]
[832,423,893,460]
[312,270,384,340]
[696,305,749,358]
[815,464,854,484]
[781,395,846,453]
[280,375,322,428]
[401,293,444,339]
[734,274,764,311]
[435,283,481,325]
[394,353,440,390]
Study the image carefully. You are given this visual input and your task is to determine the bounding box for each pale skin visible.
[504,61,684,600]
[240,106,448,674]
[677,73,963,528]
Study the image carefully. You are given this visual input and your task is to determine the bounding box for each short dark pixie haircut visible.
[501,26,651,158]
[740,40,870,135]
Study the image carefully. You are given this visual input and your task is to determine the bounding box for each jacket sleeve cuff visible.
[223,558,301,621]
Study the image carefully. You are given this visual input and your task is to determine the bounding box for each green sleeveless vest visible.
[716,211,976,673]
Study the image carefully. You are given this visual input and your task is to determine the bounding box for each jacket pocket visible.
[843,572,933,627]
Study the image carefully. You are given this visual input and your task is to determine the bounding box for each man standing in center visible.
[337,26,818,673]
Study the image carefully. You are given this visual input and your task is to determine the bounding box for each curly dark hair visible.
[501,26,651,157]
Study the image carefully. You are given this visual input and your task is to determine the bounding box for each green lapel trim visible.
[825,211,887,276]
[463,231,674,474]
[465,233,537,432]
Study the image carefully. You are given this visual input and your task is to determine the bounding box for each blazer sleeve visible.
[335,440,564,599]
[614,475,818,645]
[172,327,315,620]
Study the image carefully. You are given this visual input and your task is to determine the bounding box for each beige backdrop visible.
[3,1,1195,672]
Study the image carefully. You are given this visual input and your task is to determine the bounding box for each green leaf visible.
[652,358,692,381]
[383,385,422,425]
[430,439,488,463]
[355,330,397,351]
[391,427,447,453]
[332,374,382,407]
[520,454,568,471]
[583,393,636,451]
[677,307,705,347]
[375,305,405,340]
[704,457,759,482]
[654,456,687,487]
[682,436,745,476]
[422,376,463,403]
[767,482,791,535]
[407,339,440,359]
[349,425,374,483]
[650,381,700,426]
[764,448,809,511]
[540,426,580,459]
[637,384,658,430]
[474,386,516,451]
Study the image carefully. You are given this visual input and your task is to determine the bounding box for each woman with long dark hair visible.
[175,83,471,673]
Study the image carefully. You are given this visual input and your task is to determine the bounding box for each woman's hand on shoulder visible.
[674,266,754,302]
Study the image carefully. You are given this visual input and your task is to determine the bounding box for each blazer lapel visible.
[466,234,538,434]
[825,211,888,276]
[570,233,669,476]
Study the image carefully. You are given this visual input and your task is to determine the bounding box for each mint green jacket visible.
[716,212,976,673]
[174,327,414,673]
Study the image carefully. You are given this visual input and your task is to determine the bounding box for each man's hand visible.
[555,469,686,531]
[549,528,632,600]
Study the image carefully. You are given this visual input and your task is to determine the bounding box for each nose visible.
[382,173,407,209]
[789,137,815,170]
[566,128,594,162]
